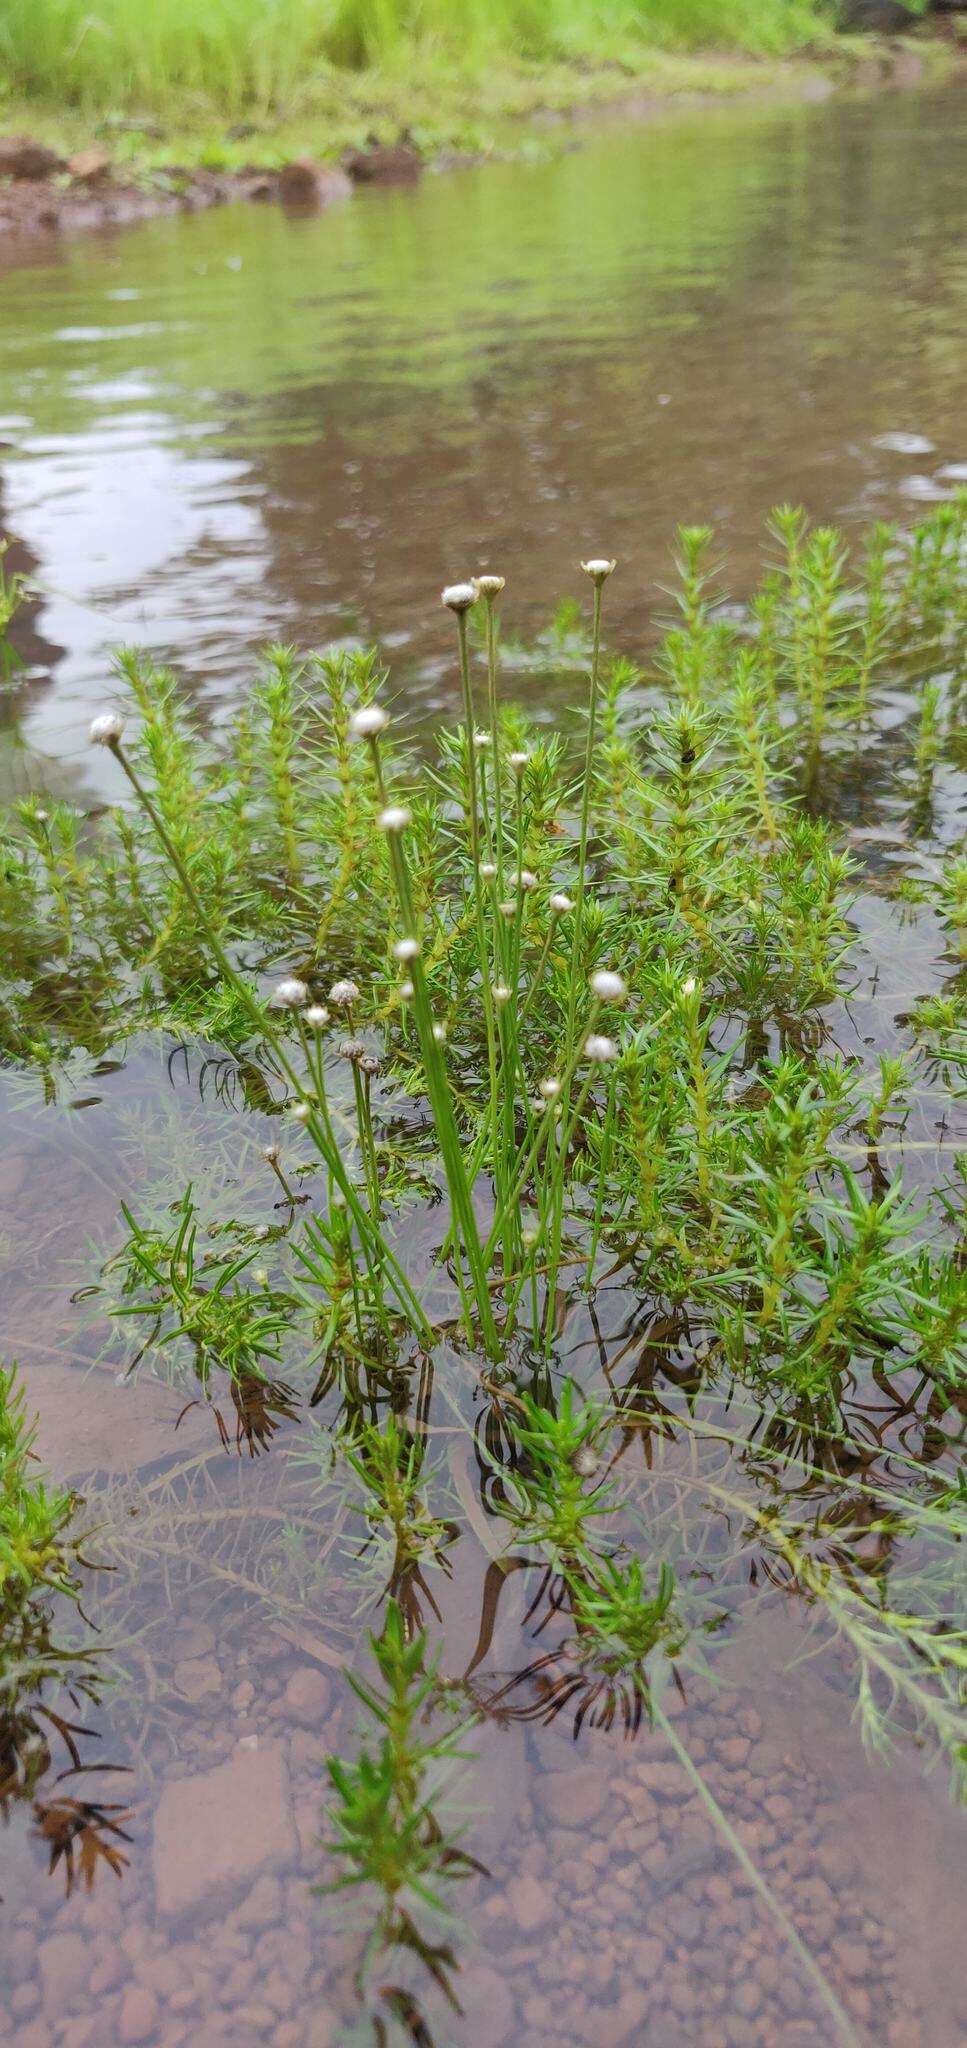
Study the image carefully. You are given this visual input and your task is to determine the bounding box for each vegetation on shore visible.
[2,1,955,180]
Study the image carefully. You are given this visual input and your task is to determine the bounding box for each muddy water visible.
[1,75,966,2048]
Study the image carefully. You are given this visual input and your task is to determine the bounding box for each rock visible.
[118,1985,160,2044]
[153,1744,297,1921]
[343,141,422,185]
[0,135,65,180]
[507,1871,554,1933]
[38,1930,89,2004]
[173,1655,222,1703]
[280,1664,331,1728]
[19,1357,210,1480]
[600,1987,651,2044]
[235,1871,283,1931]
[67,148,112,186]
[277,159,352,208]
[11,1981,40,2020]
[536,1762,610,1827]
[837,0,918,24]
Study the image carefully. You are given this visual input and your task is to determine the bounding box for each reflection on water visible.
[0,81,966,796]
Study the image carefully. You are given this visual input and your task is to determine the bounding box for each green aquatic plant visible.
[1,1364,77,1612]
[323,1598,480,2023]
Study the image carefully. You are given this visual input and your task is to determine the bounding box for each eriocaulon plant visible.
[81,511,966,1419]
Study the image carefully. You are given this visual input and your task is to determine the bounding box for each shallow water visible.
[1,75,966,2048]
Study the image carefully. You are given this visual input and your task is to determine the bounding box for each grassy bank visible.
[0,2,831,121]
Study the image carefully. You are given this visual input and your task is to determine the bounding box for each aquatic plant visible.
[2,500,965,2033]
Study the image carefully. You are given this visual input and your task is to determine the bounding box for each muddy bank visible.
[0,38,954,259]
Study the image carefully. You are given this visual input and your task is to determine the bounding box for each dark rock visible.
[343,140,422,185]
[0,135,65,180]
[837,0,918,26]
[278,158,352,208]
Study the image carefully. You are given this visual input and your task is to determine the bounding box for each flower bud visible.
[474,574,505,599]
[89,710,125,746]
[348,704,389,740]
[305,1004,330,1029]
[269,976,309,1010]
[329,979,360,1008]
[378,804,411,834]
[392,936,420,961]
[549,892,574,916]
[590,970,627,1003]
[492,983,512,1007]
[442,582,477,614]
[584,1033,619,1063]
[580,558,616,585]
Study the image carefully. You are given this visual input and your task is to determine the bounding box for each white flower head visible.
[329,978,360,1009]
[89,710,125,746]
[378,804,411,834]
[399,978,415,1000]
[392,936,420,962]
[521,1223,540,1250]
[580,558,616,585]
[291,1101,312,1123]
[492,983,513,1007]
[358,1052,380,1077]
[549,892,574,916]
[572,1443,600,1479]
[260,1143,281,1164]
[254,1267,269,1287]
[498,899,517,920]
[35,808,49,824]
[590,969,627,1003]
[681,976,697,998]
[473,729,492,751]
[348,703,389,740]
[339,1037,365,1063]
[474,574,505,599]
[479,862,498,881]
[508,751,529,775]
[431,1020,447,1044]
[584,1033,619,1063]
[442,582,477,614]
[516,869,537,892]
[305,1004,330,1029]
[539,1076,561,1101]
[269,976,309,1011]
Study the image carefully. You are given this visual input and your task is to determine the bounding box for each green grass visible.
[0,0,830,122]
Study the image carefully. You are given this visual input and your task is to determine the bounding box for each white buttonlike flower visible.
[590,969,627,1003]
[474,574,505,598]
[290,1101,311,1123]
[585,1033,619,1063]
[35,808,49,824]
[521,1223,540,1249]
[260,1144,281,1164]
[329,978,360,1009]
[392,936,420,961]
[508,750,529,774]
[254,1267,269,1286]
[681,976,697,997]
[339,1038,365,1063]
[479,862,498,881]
[399,978,414,1000]
[538,1076,561,1101]
[549,892,574,916]
[305,1004,330,1029]
[348,703,389,740]
[516,869,537,892]
[580,558,616,585]
[269,976,309,1010]
[473,730,492,750]
[89,710,125,746]
[572,1443,600,1479]
[378,804,411,834]
[431,1020,447,1043]
[358,1053,380,1077]
[498,899,517,920]
[442,582,477,614]
[492,983,512,1007]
